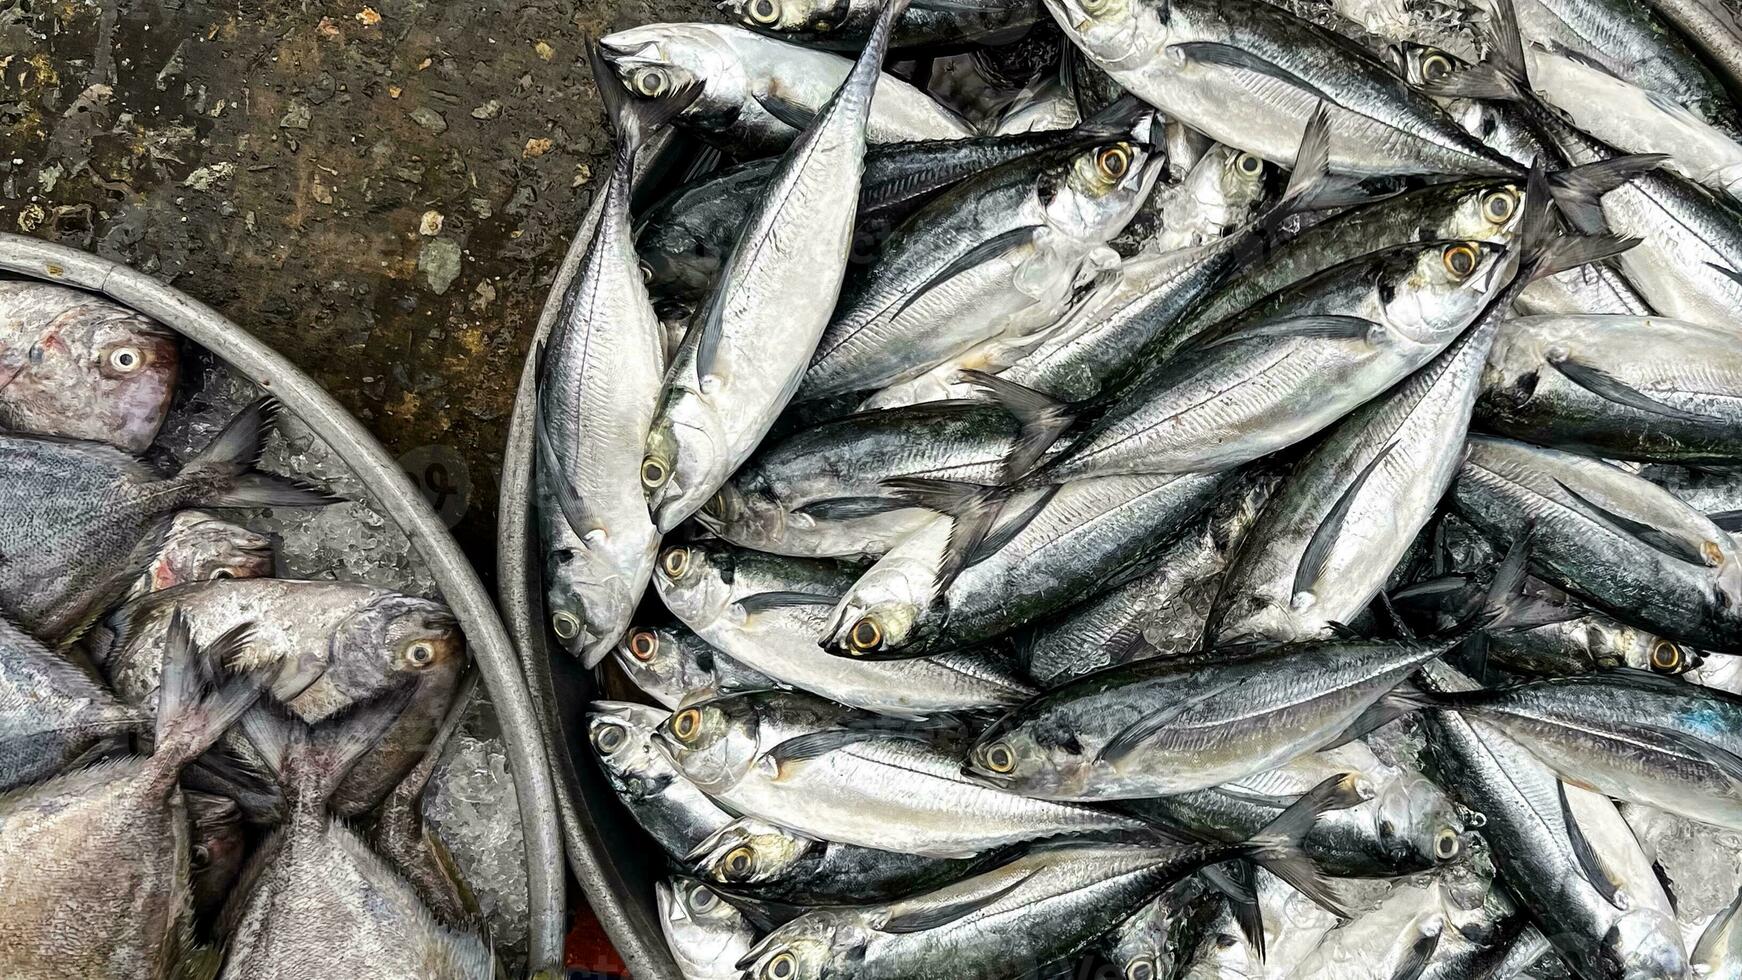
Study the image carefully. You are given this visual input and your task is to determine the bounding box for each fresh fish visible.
[720,0,1041,50]
[658,878,757,980]
[655,689,1151,858]
[1047,0,1522,176]
[1478,314,1742,463]
[589,701,736,861]
[735,776,1359,980]
[128,510,276,598]
[642,3,913,533]
[611,621,777,710]
[1451,436,1742,653]
[1286,877,1455,980]
[598,22,971,156]
[1178,870,1342,980]
[687,816,1007,905]
[799,135,1161,404]
[0,613,143,793]
[187,791,246,925]
[823,470,1224,658]
[1391,42,1558,165]
[0,614,264,980]
[1148,145,1271,253]
[219,693,493,980]
[652,542,1036,717]
[993,71,1082,134]
[0,281,179,453]
[1639,0,1742,97]
[0,399,329,642]
[1101,877,1223,980]
[536,46,686,667]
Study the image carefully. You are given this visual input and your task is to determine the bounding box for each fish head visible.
[612,624,696,702]
[1043,0,1152,70]
[1440,179,1528,243]
[1621,632,1703,676]
[1372,770,1467,870]
[1212,146,1270,213]
[658,878,756,973]
[689,817,812,886]
[599,25,740,121]
[739,915,861,980]
[301,595,465,721]
[1599,908,1691,980]
[697,481,788,553]
[0,302,179,453]
[656,695,761,791]
[962,716,1073,796]
[542,544,647,666]
[143,510,276,594]
[822,589,923,659]
[1387,42,1466,89]
[645,382,732,534]
[1383,239,1511,346]
[1045,137,1167,245]
[653,542,738,632]
[186,791,245,921]
[720,0,851,37]
[588,700,673,792]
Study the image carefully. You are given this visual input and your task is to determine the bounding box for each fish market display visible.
[0,274,506,974]
[550,0,1742,973]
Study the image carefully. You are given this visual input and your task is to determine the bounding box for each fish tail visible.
[959,370,1075,479]
[149,610,268,778]
[881,477,1020,595]
[1544,154,1666,236]
[177,399,340,509]
[239,684,417,812]
[1239,772,1365,919]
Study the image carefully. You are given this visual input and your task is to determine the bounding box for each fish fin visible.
[791,496,910,521]
[1693,883,1742,964]
[1094,678,1242,766]
[894,226,1045,320]
[734,590,841,616]
[1201,314,1378,350]
[1294,441,1399,600]
[532,399,598,547]
[1553,479,1708,566]
[1707,262,1742,290]
[1416,62,1521,100]
[1389,929,1440,980]
[151,610,270,774]
[1484,0,1533,91]
[1201,861,1266,962]
[752,89,818,131]
[958,370,1075,479]
[878,869,1037,935]
[588,39,700,156]
[182,753,286,824]
[763,728,884,767]
[1251,102,1345,234]
[968,485,1059,566]
[240,684,417,809]
[1709,509,1742,532]
[1548,357,1720,422]
[1533,233,1640,280]
[182,399,340,509]
[1167,42,1332,104]
[1635,721,1742,790]
[1081,94,1154,138]
[1318,688,1430,750]
[1559,780,1625,908]
[1242,772,1365,918]
[1545,154,1667,235]
[693,279,730,379]
[882,478,1014,594]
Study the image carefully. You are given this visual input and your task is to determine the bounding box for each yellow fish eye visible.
[672,707,703,742]
[765,951,798,980]
[627,629,660,662]
[1482,189,1518,224]
[848,616,883,654]
[1650,639,1683,673]
[983,741,1017,774]
[1442,242,1479,278]
[1421,51,1454,83]
[1096,144,1132,182]
[661,547,691,579]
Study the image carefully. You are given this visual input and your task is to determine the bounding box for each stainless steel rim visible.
[0,232,568,974]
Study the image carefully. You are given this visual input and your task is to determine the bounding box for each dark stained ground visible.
[0,0,708,575]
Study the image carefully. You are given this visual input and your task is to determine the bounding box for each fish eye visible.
[1650,639,1684,673]
[552,611,582,640]
[638,260,654,284]
[1482,189,1518,224]
[593,722,628,755]
[982,742,1016,774]
[1234,152,1263,177]
[1378,818,1397,840]
[628,629,660,662]
[26,344,43,366]
[1081,0,1110,13]
[689,886,720,913]
[1435,828,1461,860]
[1096,144,1132,182]
[847,616,883,654]
[764,952,798,980]
[1442,243,1479,278]
[191,843,211,870]
[108,346,145,373]
[672,707,703,743]
[746,0,781,24]
[1126,959,1155,980]
[661,547,691,580]
[209,568,236,581]
[723,845,756,878]
[633,67,670,98]
[641,457,670,489]
[1703,540,1725,566]
[1421,51,1454,82]
[406,641,437,667]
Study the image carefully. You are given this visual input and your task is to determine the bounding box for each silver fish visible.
[611,621,777,710]
[590,701,736,861]
[659,878,757,980]
[1148,145,1271,253]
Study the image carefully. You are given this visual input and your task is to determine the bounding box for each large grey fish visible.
[0,614,264,980]
[1418,661,1690,980]
[735,776,1359,980]
[1022,237,1513,486]
[598,23,971,155]
[659,878,758,980]
[642,2,913,534]
[720,0,1040,49]
[0,399,330,642]
[1133,741,1467,878]
[219,694,493,980]
[797,135,1161,406]
[700,400,1024,559]
[0,281,180,453]
[653,542,1036,717]
[1451,436,1742,653]
[1046,0,1521,176]
[0,613,144,793]
[823,470,1225,658]
[688,816,1008,906]
[611,621,777,710]
[1430,670,1742,832]
[1478,314,1742,463]
[537,46,692,667]
[590,701,736,861]
[656,689,1151,858]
